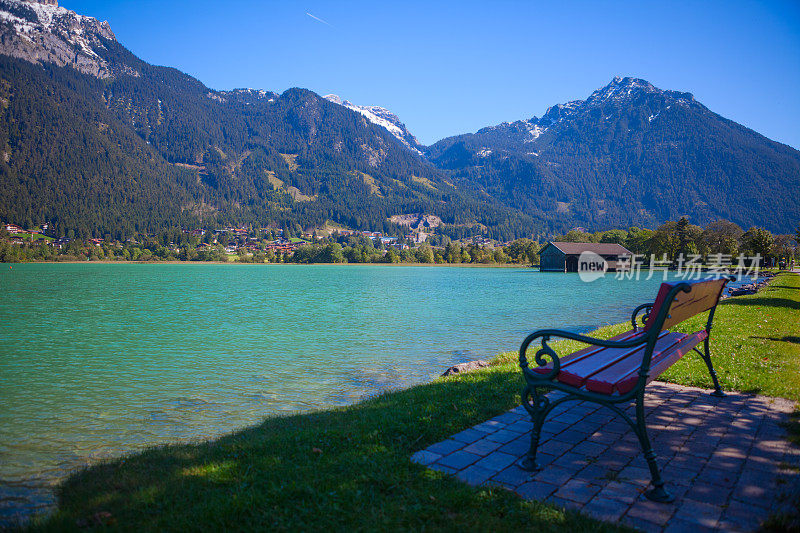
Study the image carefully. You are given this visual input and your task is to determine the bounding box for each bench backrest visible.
[644,278,729,332]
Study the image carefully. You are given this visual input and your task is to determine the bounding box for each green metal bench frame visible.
[518,277,732,503]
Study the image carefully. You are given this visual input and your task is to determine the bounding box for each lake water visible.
[0,263,756,522]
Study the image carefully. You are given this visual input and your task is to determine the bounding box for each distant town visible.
[1,217,797,268]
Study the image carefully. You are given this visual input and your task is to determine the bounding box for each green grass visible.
[494,272,800,401]
[10,232,54,242]
[25,274,800,532]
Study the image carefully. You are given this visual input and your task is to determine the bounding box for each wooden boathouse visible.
[539,242,633,272]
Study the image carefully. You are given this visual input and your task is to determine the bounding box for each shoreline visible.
[2,260,533,268]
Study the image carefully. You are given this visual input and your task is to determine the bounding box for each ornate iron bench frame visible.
[518,277,732,503]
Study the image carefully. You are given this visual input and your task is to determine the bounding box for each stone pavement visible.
[412,382,800,532]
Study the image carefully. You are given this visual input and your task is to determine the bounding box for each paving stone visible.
[472,420,505,433]
[672,498,722,529]
[699,466,738,488]
[436,450,481,470]
[572,440,608,457]
[582,496,629,522]
[663,517,718,533]
[594,451,631,470]
[546,494,585,512]
[720,500,766,531]
[425,439,464,456]
[625,498,677,526]
[428,463,457,475]
[505,419,533,434]
[662,465,697,486]
[554,479,601,504]
[530,465,576,486]
[621,514,664,533]
[541,420,570,436]
[456,465,495,485]
[451,428,488,444]
[730,479,770,505]
[418,381,799,533]
[618,465,652,485]
[552,452,590,470]
[553,429,591,444]
[411,450,442,466]
[515,480,559,500]
[595,480,642,504]
[576,463,612,482]
[462,438,503,455]
[491,464,534,488]
[539,439,573,457]
[683,482,731,506]
[491,412,524,425]
[498,435,531,456]
[535,452,558,466]
[474,451,518,472]
[485,429,523,444]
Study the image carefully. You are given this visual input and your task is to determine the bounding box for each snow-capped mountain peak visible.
[324,94,424,155]
[0,0,117,77]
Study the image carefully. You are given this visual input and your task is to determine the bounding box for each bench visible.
[518,277,732,503]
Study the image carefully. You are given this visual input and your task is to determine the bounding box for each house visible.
[538,242,632,272]
[4,223,23,234]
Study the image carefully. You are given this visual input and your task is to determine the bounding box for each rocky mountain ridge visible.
[0,0,117,77]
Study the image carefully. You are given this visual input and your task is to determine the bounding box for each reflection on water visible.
[0,264,750,523]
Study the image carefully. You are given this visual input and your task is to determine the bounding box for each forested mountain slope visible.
[427,77,800,234]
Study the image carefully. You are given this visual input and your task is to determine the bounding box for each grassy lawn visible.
[10,233,54,242]
[493,272,800,401]
[25,274,799,531]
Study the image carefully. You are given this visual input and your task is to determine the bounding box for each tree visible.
[416,243,435,264]
[649,221,680,261]
[598,229,627,245]
[624,227,654,256]
[558,230,595,243]
[702,220,743,257]
[444,242,462,263]
[504,238,539,264]
[320,243,345,263]
[742,227,775,265]
[771,235,795,267]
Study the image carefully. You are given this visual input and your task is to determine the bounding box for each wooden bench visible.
[518,277,732,503]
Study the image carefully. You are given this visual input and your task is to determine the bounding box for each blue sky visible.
[63,0,800,148]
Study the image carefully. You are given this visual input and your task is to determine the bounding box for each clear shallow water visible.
[0,263,753,520]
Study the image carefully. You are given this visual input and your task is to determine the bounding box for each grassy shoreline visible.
[23,274,800,531]
[5,260,530,268]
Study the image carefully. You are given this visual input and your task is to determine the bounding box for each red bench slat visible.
[645,279,727,331]
[556,330,675,388]
[642,330,708,386]
[531,329,643,376]
[576,332,684,393]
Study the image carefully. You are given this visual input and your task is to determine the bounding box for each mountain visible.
[427,76,800,233]
[0,0,116,77]
[1,0,797,238]
[0,0,535,239]
[324,95,425,155]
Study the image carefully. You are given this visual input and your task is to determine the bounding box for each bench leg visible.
[696,338,725,397]
[519,386,548,471]
[633,393,675,503]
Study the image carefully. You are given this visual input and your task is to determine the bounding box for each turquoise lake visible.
[0,263,735,519]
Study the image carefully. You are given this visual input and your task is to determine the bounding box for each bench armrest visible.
[631,303,654,331]
[519,328,650,381]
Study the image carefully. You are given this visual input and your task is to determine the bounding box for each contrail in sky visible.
[306,12,332,26]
